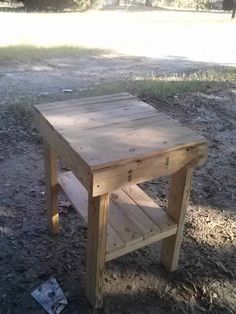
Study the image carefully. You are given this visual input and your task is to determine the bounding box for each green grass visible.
[6,67,236,122]
[77,67,236,101]
[0,45,108,61]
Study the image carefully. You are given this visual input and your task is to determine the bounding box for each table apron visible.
[92,143,207,196]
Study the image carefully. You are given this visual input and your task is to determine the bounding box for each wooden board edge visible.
[105,226,177,262]
[33,107,93,193]
[92,143,208,196]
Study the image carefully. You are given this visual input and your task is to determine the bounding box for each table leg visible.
[86,193,109,308]
[160,166,193,272]
[44,141,59,235]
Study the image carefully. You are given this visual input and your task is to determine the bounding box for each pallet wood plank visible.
[42,101,156,130]
[106,225,177,262]
[58,171,177,262]
[40,98,150,117]
[36,93,135,112]
[58,171,125,253]
[109,201,143,246]
[33,108,92,192]
[58,170,88,220]
[106,223,125,254]
[123,185,175,231]
[34,95,207,175]
[110,189,161,239]
[92,144,207,196]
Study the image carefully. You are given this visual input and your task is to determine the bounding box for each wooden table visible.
[33,93,208,308]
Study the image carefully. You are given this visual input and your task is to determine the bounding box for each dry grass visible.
[77,67,236,101]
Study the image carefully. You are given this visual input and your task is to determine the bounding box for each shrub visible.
[20,0,98,10]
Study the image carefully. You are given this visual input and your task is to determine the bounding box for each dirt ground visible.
[0,64,235,313]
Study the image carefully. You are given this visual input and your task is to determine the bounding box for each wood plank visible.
[58,171,177,262]
[44,141,59,234]
[109,200,143,245]
[86,193,109,308]
[123,185,175,232]
[39,98,146,117]
[68,113,207,170]
[58,171,125,253]
[43,101,156,131]
[110,189,161,239]
[33,107,92,193]
[35,95,207,178]
[106,223,125,254]
[160,166,193,272]
[36,93,135,112]
[92,144,207,196]
[106,226,177,262]
[58,170,88,220]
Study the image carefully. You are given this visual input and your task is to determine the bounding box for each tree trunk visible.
[232,0,236,18]
[145,0,152,7]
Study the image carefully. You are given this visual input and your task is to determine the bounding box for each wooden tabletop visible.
[34,93,207,171]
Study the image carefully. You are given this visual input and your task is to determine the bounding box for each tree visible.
[232,0,236,18]
[145,0,152,7]
[223,0,236,18]
[20,0,98,10]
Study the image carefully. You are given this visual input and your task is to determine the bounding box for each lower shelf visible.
[58,171,177,262]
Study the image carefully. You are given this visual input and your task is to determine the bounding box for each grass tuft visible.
[0,45,108,61]
[77,67,236,101]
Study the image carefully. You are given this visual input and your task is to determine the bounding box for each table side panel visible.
[92,143,208,196]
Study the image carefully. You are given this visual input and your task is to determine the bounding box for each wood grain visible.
[92,144,207,196]
[58,171,177,262]
[160,166,193,272]
[34,95,207,174]
[86,193,109,308]
[44,141,59,234]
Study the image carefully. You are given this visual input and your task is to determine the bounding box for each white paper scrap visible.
[31,277,67,314]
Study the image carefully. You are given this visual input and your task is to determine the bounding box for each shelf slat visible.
[58,171,177,262]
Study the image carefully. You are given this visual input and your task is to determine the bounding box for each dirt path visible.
[0,53,221,106]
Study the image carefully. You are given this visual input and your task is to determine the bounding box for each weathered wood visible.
[58,170,88,220]
[71,113,206,170]
[110,189,161,238]
[106,222,125,254]
[58,171,177,262]
[34,93,208,308]
[92,144,207,196]
[36,93,135,112]
[123,185,174,232]
[109,200,143,245]
[106,225,177,262]
[39,98,152,118]
[34,95,207,176]
[58,171,125,254]
[33,108,92,192]
[160,166,193,272]
[41,100,155,130]
[86,193,109,308]
[44,141,59,234]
